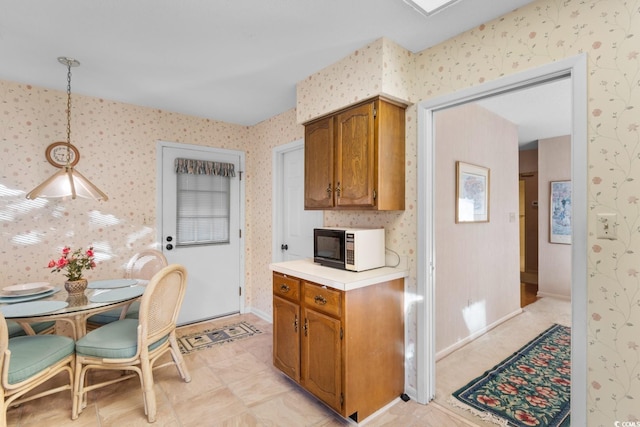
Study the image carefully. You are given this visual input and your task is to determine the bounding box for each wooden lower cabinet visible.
[273,296,300,381]
[302,307,342,412]
[272,272,404,422]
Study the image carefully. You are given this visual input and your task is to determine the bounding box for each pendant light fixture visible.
[26,57,108,201]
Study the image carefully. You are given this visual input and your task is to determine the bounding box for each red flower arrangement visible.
[47,246,96,281]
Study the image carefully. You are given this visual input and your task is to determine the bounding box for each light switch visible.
[596,213,617,240]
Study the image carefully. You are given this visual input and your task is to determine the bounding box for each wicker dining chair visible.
[124,249,168,283]
[72,264,191,423]
[1,312,75,427]
[86,249,168,327]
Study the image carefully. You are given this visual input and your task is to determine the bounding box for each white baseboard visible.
[356,397,403,425]
[435,308,523,361]
[537,291,570,301]
[249,306,272,323]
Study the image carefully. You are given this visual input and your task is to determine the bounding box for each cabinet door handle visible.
[326,183,332,196]
[314,295,327,305]
[279,284,290,293]
[304,318,308,336]
[335,182,341,197]
[294,315,298,332]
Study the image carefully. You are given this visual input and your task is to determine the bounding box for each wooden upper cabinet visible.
[304,116,334,209]
[304,96,405,210]
[335,102,375,208]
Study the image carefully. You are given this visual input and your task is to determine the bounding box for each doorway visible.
[272,139,323,262]
[519,169,539,307]
[416,54,587,425]
[157,141,246,325]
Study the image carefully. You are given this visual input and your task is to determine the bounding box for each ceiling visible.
[1,0,568,145]
[476,78,572,148]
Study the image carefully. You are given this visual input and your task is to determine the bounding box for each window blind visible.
[174,158,234,246]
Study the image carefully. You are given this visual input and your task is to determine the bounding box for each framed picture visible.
[550,180,572,244]
[456,161,490,223]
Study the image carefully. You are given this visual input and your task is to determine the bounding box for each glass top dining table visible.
[0,279,146,339]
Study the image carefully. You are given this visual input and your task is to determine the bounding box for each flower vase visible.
[64,278,88,296]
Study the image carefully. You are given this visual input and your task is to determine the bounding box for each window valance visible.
[174,158,235,177]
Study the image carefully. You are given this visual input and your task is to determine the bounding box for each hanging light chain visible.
[57,56,80,165]
[65,61,73,164]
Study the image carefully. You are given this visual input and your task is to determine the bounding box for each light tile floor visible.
[6,296,569,426]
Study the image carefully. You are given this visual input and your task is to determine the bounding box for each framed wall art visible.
[550,180,572,244]
[456,161,490,223]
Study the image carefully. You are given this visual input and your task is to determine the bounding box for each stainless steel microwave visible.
[313,227,385,272]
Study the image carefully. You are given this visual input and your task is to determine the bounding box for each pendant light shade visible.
[26,165,109,200]
[26,57,108,201]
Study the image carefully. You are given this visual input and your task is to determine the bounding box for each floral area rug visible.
[451,323,571,427]
[177,321,262,354]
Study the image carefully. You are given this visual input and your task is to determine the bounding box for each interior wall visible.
[0,79,256,303]
[409,3,640,420]
[434,103,521,354]
[519,149,538,173]
[537,135,571,298]
[247,110,304,318]
[296,38,414,123]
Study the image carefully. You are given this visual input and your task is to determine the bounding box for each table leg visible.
[119,302,133,320]
[73,313,87,339]
[16,321,36,335]
[52,318,78,340]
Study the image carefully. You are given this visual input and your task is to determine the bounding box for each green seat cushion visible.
[7,320,56,338]
[7,335,74,384]
[87,301,140,324]
[75,319,167,359]
[87,308,124,325]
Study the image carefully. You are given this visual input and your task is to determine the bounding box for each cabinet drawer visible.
[273,273,300,301]
[303,282,342,317]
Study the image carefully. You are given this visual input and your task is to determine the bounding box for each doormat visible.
[177,321,262,354]
[451,323,571,427]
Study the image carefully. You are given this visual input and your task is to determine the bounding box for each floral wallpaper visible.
[416,1,640,424]
[0,81,251,291]
[296,37,415,122]
[296,0,640,424]
[2,0,639,424]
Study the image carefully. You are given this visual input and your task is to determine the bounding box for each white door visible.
[274,141,322,262]
[159,143,243,325]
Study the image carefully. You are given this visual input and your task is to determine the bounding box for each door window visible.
[175,158,235,246]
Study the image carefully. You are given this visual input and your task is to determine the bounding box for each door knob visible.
[166,236,173,242]
[166,243,173,250]
[281,244,288,251]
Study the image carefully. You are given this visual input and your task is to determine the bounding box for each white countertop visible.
[269,258,409,291]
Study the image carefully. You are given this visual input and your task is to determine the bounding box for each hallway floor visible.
[435,296,571,426]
